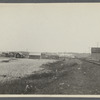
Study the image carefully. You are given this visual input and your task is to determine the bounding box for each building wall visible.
[15,53,23,58]
[41,53,59,59]
[91,48,100,53]
[20,52,29,58]
[29,55,40,59]
[91,48,100,61]
[91,53,100,61]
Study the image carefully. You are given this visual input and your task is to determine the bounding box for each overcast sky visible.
[0,3,100,53]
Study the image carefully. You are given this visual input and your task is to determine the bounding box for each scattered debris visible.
[52,76,57,80]
[56,69,58,72]
[25,84,33,93]
[78,67,81,70]
[96,89,98,91]
[89,91,92,93]
[83,72,86,75]
[59,83,64,86]
[61,64,63,66]
[67,84,70,87]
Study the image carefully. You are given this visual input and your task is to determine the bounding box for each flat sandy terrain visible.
[0,58,55,82]
[0,58,100,94]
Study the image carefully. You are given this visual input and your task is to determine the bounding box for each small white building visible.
[29,52,41,59]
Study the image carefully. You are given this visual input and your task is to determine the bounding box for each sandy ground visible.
[0,58,100,94]
[0,58,56,82]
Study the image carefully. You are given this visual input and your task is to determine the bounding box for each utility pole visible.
[88,47,90,53]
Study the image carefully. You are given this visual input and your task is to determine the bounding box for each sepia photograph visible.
[0,3,100,96]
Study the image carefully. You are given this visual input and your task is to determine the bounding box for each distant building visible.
[20,51,29,58]
[29,52,41,59]
[73,53,90,58]
[1,52,9,57]
[91,47,100,61]
[1,51,29,58]
[58,53,75,59]
[41,52,59,59]
[15,53,24,58]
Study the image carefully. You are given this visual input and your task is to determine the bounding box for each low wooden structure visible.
[29,52,41,59]
[41,52,59,59]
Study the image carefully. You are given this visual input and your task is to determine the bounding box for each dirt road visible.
[35,58,100,94]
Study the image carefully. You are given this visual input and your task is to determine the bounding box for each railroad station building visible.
[91,47,100,61]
